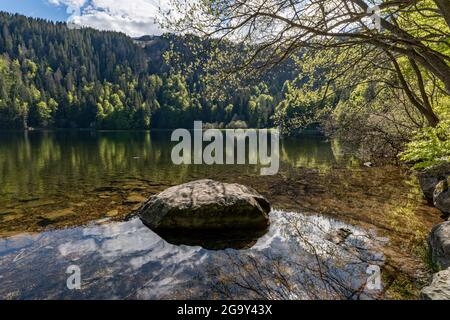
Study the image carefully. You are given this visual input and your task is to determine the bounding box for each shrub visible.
[400,120,450,169]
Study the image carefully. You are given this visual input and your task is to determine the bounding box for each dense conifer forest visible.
[0,12,293,130]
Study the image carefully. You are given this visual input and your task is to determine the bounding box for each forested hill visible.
[0,12,293,130]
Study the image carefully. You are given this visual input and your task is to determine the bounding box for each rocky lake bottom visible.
[0,131,443,299]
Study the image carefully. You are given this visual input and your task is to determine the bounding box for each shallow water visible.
[0,210,386,300]
[0,131,441,299]
[0,130,359,236]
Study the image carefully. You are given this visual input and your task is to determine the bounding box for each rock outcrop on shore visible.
[428,221,450,270]
[421,221,450,300]
[434,177,450,215]
[418,163,450,204]
[418,163,450,300]
[420,268,450,300]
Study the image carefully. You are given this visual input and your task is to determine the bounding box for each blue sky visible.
[0,0,166,37]
[0,0,70,21]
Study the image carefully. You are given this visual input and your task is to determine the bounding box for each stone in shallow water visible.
[73,202,87,207]
[124,194,147,205]
[0,213,24,223]
[16,199,58,209]
[93,186,118,192]
[16,197,40,203]
[137,179,271,232]
[106,209,119,217]
[0,209,20,216]
[123,185,147,191]
[420,268,450,300]
[43,208,75,220]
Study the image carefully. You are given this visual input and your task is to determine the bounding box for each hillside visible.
[0,12,293,130]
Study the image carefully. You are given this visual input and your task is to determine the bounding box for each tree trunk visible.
[408,49,450,96]
[388,51,440,127]
[434,0,450,29]
[422,108,440,128]
[351,0,450,95]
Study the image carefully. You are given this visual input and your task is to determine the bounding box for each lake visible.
[0,131,442,299]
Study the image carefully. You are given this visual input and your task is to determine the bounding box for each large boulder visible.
[420,268,450,300]
[418,162,450,203]
[434,177,450,215]
[428,221,450,270]
[137,180,271,249]
[137,179,271,232]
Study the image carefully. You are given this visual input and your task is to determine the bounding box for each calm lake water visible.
[0,131,441,299]
[0,130,359,236]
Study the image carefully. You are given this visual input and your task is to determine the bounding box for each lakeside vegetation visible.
[166,0,450,168]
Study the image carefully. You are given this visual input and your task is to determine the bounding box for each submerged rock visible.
[137,179,271,232]
[418,163,450,203]
[106,209,119,217]
[420,268,450,300]
[429,221,450,269]
[434,177,450,215]
[43,208,75,220]
[124,194,147,205]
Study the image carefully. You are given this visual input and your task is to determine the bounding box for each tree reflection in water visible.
[0,211,386,300]
[206,212,386,300]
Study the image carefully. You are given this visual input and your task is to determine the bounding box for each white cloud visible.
[48,0,88,7]
[47,0,167,37]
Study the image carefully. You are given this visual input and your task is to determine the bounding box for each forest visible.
[0,12,293,131]
[0,6,449,167]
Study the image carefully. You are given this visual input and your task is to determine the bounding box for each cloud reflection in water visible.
[0,211,386,300]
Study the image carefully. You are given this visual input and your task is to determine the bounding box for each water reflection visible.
[0,131,357,236]
[0,211,385,300]
[0,131,352,203]
[0,131,440,299]
[151,227,269,250]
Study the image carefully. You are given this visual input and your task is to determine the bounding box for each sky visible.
[0,0,167,37]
